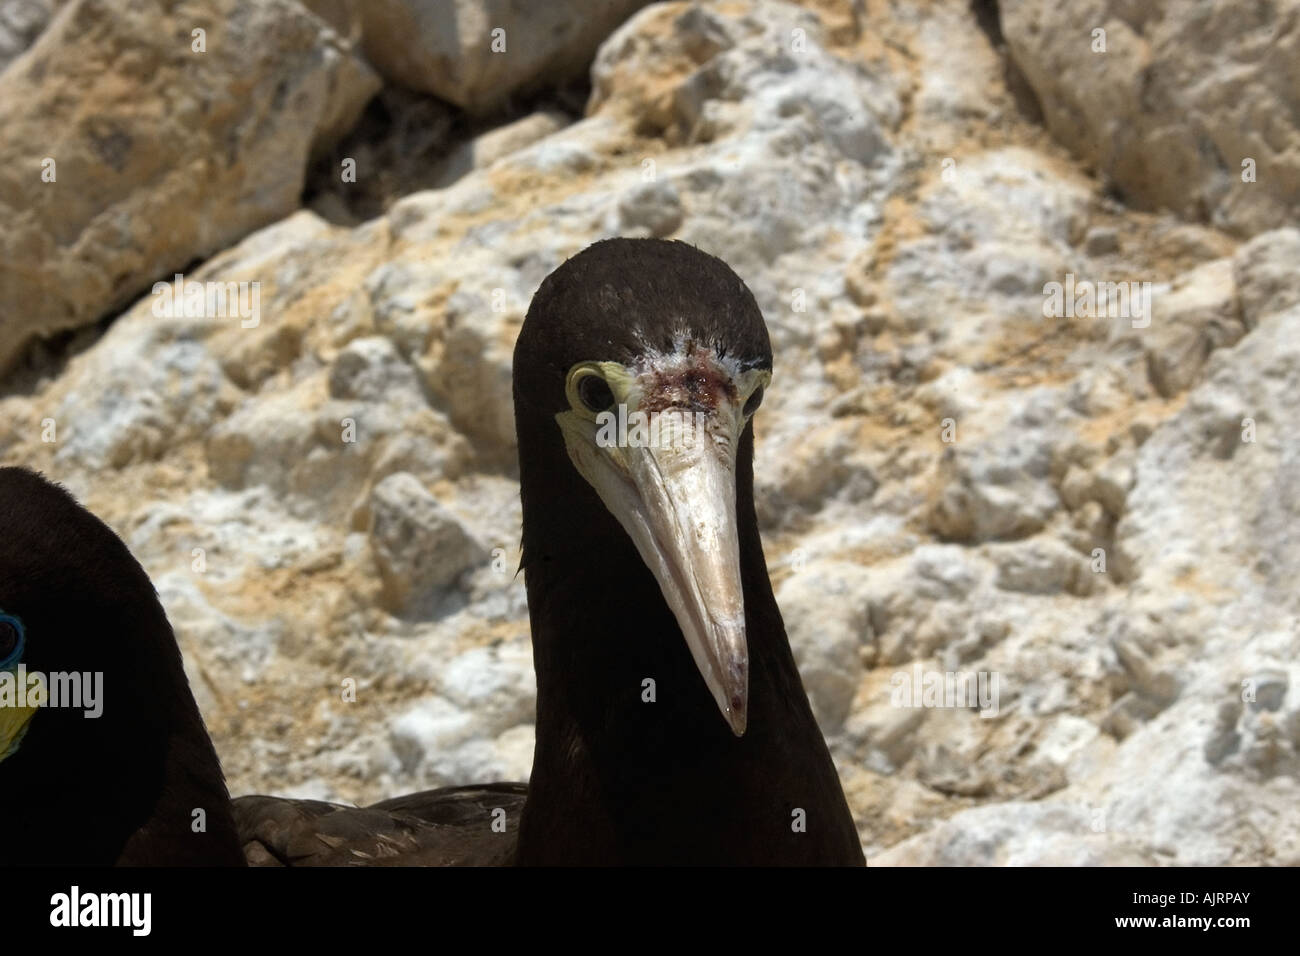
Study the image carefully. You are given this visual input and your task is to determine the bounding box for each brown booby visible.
[511,238,863,864]
[0,467,246,865]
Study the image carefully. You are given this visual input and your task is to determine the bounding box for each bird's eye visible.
[743,385,765,417]
[0,614,24,669]
[577,374,616,414]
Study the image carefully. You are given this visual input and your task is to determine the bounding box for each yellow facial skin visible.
[0,690,38,764]
[0,612,36,764]
[555,352,770,736]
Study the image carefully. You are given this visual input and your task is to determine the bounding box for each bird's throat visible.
[516,426,828,862]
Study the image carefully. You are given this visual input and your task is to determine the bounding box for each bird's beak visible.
[556,354,769,737]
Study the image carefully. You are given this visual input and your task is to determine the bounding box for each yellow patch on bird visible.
[0,695,39,764]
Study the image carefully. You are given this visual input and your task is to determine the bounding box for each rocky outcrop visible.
[360,0,653,114]
[1001,0,1300,236]
[369,471,486,615]
[0,0,52,75]
[0,0,378,372]
[2,0,1298,865]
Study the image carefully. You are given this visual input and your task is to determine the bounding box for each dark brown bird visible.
[510,238,863,864]
[232,785,525,866]
[0,466,245,865]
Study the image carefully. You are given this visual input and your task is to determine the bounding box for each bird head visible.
[0,469,145,772]
[514,239,772,736]
[0,468,246,865]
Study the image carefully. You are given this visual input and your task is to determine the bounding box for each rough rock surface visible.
[2,0,1298,865]
[1001,0,1300,237]
[0,0,52,75]
[360,0,652,114]
[0,0,378,372]
[429,110,571,191]
[369,471,487,615]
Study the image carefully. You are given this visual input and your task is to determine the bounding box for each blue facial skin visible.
[0,612,23,670]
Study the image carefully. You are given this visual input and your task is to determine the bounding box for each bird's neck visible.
[115,687,248,866]
[0,623,246,866]
[515,428,861,864]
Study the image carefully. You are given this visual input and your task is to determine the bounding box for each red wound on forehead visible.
[637,351,738,414]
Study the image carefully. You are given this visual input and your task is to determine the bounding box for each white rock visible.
[1002,0,1300,236]
[0,0,50,75]
[871,802,1156,866]
[0,0,378,370]
[360,0,651,114]
[1140,258,1242,398]
[369,472,487,615]
[777,560,872,731]
[1233,228,1300,326]
[992,538,1093,596]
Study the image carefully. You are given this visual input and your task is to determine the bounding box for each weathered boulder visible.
[0,0,378,371]
[368,472,487,615]
[1001,0,1300,236]
[0,0,51,75]
[360,0,652,114]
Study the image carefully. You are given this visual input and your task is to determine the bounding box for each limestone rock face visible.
[0,0,378,372]
[777,560,873,732]
[360,0,653,114]
[0,0,52,75]
[2,0,1298,865]
[369,472,486,615]
[1001,0,1300,236]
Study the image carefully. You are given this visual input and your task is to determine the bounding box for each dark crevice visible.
[968,0,1043,125]
[0,314,115,400]
[0,252,206,397]
[970,0,1003,45]
[303,73,591,225]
